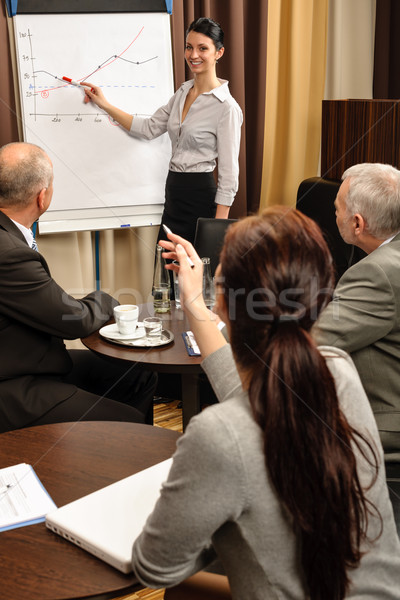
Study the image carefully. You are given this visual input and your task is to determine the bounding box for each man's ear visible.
[353,213,367,237]
[37,188,47,212]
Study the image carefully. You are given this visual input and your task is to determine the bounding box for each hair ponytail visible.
[250,324,378,599]
[219,207,380,600]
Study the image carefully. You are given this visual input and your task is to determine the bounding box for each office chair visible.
[386,462,400,538]
[194,218,237,276]
[296,178,366,282]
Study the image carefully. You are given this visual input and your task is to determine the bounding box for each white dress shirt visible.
[130,79,243,206]
[379,232,400,247]
[11,218,35,248]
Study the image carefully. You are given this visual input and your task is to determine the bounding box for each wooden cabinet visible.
[321,100,400,180]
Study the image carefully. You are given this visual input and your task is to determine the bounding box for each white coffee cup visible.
[113,304,139,335]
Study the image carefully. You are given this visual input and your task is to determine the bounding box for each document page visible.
[0,463,57,531]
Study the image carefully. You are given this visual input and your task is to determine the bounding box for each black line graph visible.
[34,52,158,88]
[18,24,162,121]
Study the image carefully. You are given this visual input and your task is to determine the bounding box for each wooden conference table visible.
[82,302,204,430]
[0,421,180,600]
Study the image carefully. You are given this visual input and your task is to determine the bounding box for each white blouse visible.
[129,79,243,206]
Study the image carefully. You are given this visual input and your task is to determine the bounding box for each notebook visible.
[45,458,172,574]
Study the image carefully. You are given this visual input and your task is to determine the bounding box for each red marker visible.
[62,76,94,92]
[62,76,82,86]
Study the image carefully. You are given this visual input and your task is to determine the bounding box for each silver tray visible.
[101,328,174,348]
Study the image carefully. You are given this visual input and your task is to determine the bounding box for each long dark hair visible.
[186,17,224,50]
[219,207,380,600]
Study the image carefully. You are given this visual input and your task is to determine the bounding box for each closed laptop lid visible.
[45,458,172,574]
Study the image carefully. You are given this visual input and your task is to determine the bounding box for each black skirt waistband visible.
[166,170,216,189]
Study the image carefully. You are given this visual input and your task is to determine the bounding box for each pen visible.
[184,333,193,349]
[162,224,195,268]
[187,331,201,354]
[0,484,12,495]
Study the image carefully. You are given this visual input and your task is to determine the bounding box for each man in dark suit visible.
[313,163,400,463]
[0,142,156,432]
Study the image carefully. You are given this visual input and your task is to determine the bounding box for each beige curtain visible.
[37,226,158,304]
[260,0,329,209]
[36,226,158,350]
[324,0,376,101]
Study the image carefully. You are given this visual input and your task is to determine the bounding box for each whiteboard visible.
[13,12,174,233]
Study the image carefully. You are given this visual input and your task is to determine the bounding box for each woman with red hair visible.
[132,207,400,599]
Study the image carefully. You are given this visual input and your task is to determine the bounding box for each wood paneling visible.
[321,100,400,180]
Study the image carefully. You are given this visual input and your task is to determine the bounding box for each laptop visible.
[45,458,172,574]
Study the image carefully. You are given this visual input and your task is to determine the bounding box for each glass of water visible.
[172,261,181,308]
[143,317,162,344]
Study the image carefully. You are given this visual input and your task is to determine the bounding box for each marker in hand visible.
[62,76,80,87]
[162,224,195,268]
[62,76,85,87]
[62,77,94,91]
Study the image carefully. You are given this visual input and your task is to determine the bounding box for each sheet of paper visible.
[0,463,57,532]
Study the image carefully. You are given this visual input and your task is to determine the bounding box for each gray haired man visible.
[313,163,400,463]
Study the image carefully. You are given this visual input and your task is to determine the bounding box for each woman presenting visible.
[83,17,243,244]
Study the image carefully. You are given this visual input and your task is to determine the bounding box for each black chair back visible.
[194,218,237,276]
[296,178,366,281]
[386,462,400,538]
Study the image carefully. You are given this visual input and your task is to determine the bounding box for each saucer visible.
[99,323,146,341]
[100,327,174,348]
[121,330,174,348]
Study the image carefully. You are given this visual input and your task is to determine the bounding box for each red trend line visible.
[40,26,145,93]
[80,26,145,80]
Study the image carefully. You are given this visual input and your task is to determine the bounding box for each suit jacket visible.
[0,211,118,430]
[313,232,400,459]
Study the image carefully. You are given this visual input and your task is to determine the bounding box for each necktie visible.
[31,236,38,252]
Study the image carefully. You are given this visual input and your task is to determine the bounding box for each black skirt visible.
[157,171,217,245]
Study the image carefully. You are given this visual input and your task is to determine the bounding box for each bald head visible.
[0,142,53,209]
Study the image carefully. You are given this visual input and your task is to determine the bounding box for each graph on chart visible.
[13,13,174,221]
[20,25,163,122]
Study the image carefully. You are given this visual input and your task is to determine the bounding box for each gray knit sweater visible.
[132,344,400,598]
